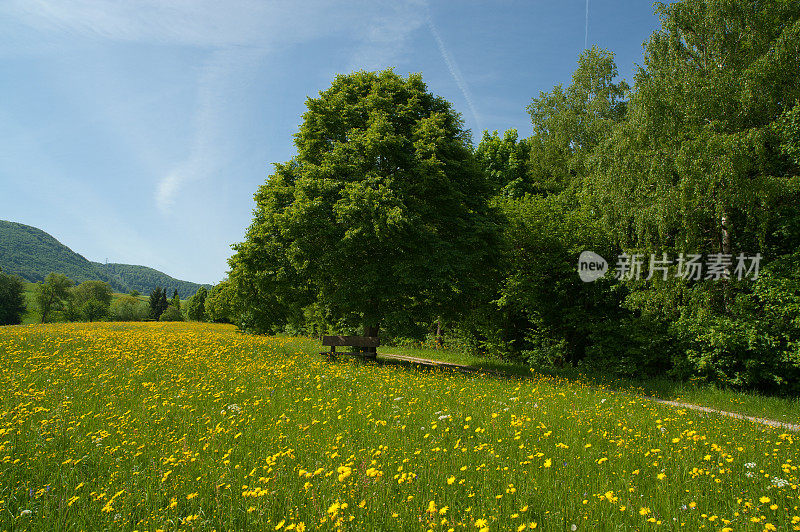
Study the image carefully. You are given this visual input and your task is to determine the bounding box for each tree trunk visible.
[363,323,379,358]
[435,318,442,348]
[721,212,732,256]
[720,211,733,313]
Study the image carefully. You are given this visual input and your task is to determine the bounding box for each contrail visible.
[427,19,482,134]
[585,0,589,49]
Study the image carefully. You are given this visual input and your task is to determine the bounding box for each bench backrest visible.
[322,335,380,348]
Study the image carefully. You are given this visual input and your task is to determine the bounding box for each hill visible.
[0,220,209,298]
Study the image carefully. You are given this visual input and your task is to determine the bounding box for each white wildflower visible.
[772,477,789,488]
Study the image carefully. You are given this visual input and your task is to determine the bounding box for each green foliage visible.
[527,46,629,194]
[231,69,498,336]
[458,1,800,391]
[672,252,800,393]
[170,289,180,310]
[149,287,169,321]
[110,295,149,321]
[79,299,109,322]
[576,0,800,389]
[34,273,73,323]
[0,269,26,325]
[469,47,635,370]
[778,101,800,168]
[582,316,676,378]
[186,286,208,321]
[69,280,113,322]
[495,193,625,366]
[205,280,235,324]
[158,305,184,322]
[474,129,531,197]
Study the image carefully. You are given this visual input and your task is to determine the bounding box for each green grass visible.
[1,322,798,531]
[20,284,40,325]
[378,343,800,427]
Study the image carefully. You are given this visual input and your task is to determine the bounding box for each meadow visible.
[0,322,798,531]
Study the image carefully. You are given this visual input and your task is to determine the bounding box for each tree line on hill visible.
[223,0,800,394]
[0,267,230,325]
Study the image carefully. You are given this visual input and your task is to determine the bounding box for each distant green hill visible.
[0,220,210,298]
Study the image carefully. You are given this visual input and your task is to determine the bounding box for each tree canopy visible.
[35,273,72,323]
[231,69,498,336]
[186,287,207,321]
[0,269,26,325]
[70,280,113,322]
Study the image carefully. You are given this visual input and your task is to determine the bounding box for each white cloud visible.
[344,2,429,71]
[155,46,263,213]
[2,0,421,50]
[2,0,434,212]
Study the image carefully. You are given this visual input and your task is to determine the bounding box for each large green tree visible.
[70,280,113,322]
[0,268,27,325]
[231,70,498,338]
[186,286,208,321]
[34,273,72,323]
[527,46,629,194]
[149,287,168,320]
[585,0,800,389]
[205,280,235,324]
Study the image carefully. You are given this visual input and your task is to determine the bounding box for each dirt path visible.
[379,353,800,432]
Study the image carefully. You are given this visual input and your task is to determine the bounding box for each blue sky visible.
[0,1,665,285]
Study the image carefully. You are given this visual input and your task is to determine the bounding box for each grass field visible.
[385,346,800,426]
[1,322,799,531]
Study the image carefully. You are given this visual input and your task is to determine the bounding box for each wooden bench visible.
[322,335,380,362]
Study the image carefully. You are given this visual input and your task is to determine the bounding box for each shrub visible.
[110,296,149,321]
[159,306,184,322]
[672,252,800,394]
[80,299,108,322]
[70,281,113,322]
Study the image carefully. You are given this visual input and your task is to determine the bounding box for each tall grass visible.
[1,322,798,530]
